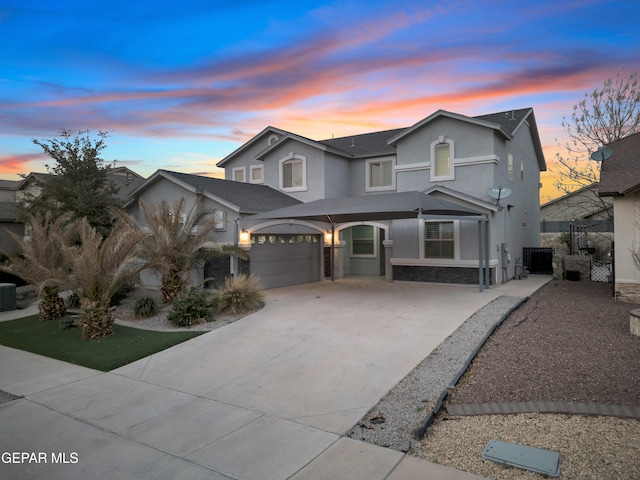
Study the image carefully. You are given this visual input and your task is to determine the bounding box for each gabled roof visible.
[387,110,513,146]
[217,107,546,170]
[423,185,500,212]
[217,126,292,167]
[597,132,640,196]
[255,131,353,160]
[16,169,145,201]
[128,170,301,214]
[475,108,533,137]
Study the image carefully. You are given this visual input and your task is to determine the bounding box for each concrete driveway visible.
[0,276,550,479]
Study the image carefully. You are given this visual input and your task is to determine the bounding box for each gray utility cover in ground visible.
[482,439,560,477]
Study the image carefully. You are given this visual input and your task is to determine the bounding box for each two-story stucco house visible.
[217,108,546,289]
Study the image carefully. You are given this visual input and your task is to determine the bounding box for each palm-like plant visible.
[136,197,236,303]
[54,217,145,339]
[0,213,74,321]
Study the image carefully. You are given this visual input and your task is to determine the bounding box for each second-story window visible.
[232,167,246,182]
[434,144,451,177]
[366,157,395,191]
[279,154,306,191]
[430,136,455,181]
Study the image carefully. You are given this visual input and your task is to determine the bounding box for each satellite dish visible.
[487,186,512,201]
[590,147,613,162]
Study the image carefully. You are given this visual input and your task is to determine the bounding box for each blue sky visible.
[1,0,639,201]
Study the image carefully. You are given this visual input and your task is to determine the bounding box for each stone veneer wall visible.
[540,232,613,260]
[561,255,591,282]
[393,266,495,285]
[615,283,640,304]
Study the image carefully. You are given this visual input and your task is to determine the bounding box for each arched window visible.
[279,153,307,191]
[430,136,455,181]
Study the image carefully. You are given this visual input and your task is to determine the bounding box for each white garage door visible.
[250,234,321,288]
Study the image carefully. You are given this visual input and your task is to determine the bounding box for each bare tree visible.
[552,66,640,219]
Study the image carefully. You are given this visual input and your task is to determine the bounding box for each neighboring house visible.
[0,179,22,255]
[540,183,613,259]
[541,183,612,225]
[217,108,547,288]
[16,166,145,205]
[124,169,301,288]
[598,131,640,303]
[1,166,144,256]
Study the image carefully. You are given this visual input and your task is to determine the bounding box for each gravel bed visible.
[113,287,255,332]
[412,280,640,479]
[346,295,525,452]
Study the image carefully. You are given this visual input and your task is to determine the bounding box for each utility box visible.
[566,270,580,281]
[0,283,17,312]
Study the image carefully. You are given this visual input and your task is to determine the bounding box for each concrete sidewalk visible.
[0,275,550,479]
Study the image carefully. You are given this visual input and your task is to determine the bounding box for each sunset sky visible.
[1,0,639,202]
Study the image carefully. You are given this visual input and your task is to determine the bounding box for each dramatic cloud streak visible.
[1,0,639,201]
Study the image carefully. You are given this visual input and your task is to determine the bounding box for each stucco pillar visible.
[333,241,346,279]
[383,239,394,282]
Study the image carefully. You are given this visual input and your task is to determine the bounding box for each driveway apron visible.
[0,276,549,479]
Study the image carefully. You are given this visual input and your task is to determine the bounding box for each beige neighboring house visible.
[598,132,640,303]
[541,183,612,224]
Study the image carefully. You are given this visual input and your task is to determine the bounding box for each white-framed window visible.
[279,153,307,191]
[430,136,455,181]
[213,210,226,231]
[424,221,455,259]
[508,153,514,181]
[250,165,264,184]
[366,157,395,191]
[351,225,376,257]
[232,167,246,182]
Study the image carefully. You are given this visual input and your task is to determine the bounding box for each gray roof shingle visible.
[156,170,301,213]
[319,128,406,157]
[597,132,640,196]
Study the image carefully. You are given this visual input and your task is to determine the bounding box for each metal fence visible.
[522,247,553,274]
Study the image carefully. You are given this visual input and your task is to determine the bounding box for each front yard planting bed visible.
[0,315,204,371]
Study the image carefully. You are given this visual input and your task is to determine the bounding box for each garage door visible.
[250,234,321,288]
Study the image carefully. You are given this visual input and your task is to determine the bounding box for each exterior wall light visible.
[239,230,250,244]
[324,231,333,244]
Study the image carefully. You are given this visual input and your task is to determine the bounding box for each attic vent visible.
[505,111,516,121]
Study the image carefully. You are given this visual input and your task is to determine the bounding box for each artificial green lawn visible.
[0,315,204,371]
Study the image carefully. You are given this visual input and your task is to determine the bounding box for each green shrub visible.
[110,281,135,306]
[216,274,264,315]
[59,315,78,330]
[133,296,159,318]
[167,287,214,327]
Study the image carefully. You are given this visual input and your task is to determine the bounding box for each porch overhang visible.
[243,191,491,291]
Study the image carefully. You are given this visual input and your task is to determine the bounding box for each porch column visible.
[333,241,346,279]
[383,239,394,282]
